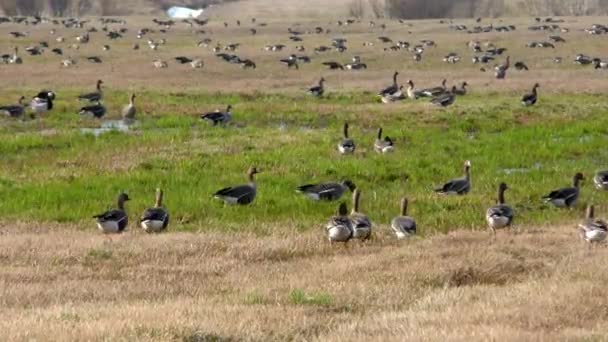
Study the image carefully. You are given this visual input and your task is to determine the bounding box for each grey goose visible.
[350,189,372,240]
[593,170,608,190]
[94,193,130,233]
[79,79,103,102]
[380,85,405,103]
[594,59,608,69]
[213,166,260,205]
[79,102,106,118]
[308,77,325,97]
[452,82,468,96]
[326,202,353,244]
[30,91,54,115]
[338,122,355,154]
[374,128,394,153]
[417,79,447,97]
[0,96,26,117]
[579,205,608,244]
[430,89,455,107]
[435,160,471,195]
[514,61,529,70]
[296,180,356,201]
[322,61,344,70]
[391,198,416,239]
[379,71,399,96]
[140,188,169,233]
[522,83,539,106]
[201,105,232,126]
[280,55,299,69]
[486,182,514,235]
[122,94,136,120]
[542,172,584,208]
[494,56,510,79]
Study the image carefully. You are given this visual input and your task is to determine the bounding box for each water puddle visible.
[80,119,138,137]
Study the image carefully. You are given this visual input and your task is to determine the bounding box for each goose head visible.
[461,81,468,88]
[226,104,232,112]
[130,93,136,103]
[573,172,584,187]
[319,77,325,84]
[247,166,260,182]
[337,202,348,216]
[441,79,447,88]
[96,79,104,90]
[464,160,471,178]
[155,188,164,207]
[18,96,25,105]
[117,192,130,209]
[407,80,414,88]
[341,179,356,192]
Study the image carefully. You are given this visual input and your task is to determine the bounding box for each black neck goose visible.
[494,56,510,79]
[214,166,259,205]
[201,105,232,126]
[296,180,356,201]
[338,122,355,154]
[0,96,25,117]
[374,128,395,153]
[379,71,399,96]
[326,202,353,244]
[430,88,455,107]
[122,94,136,120]
[452,82,468,96]
[435,160,471,195]
[543,173,584,208]
[30,91,54,115]
[308,77,325,97]
[79,101,106,119]
[94,193,130,234]
[594,170,608,190]
[78,79,103,102]
[486,182,514,235]
[140,188,169,233]
[391,198,416,239]
[579,205,608,244]
[521,83,539,106]
[350,189,372,240]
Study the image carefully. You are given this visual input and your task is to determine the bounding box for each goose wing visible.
[543,186,577,201]
[594,171,608,188]
[141,207,169,223]
[379,84,398,96]
[214,184,256,204]
[391,216,416,235]
[431,93,455,107]
[296,183,344,200]
[435,177,469,194]
[0,105,23,117]
[94,209,127,223]
[486,204,514,221]
[79,92,101,101]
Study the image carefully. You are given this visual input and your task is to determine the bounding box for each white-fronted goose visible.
[0,96,25,117]
[374,128,394,153]
[122,94,136,120]
[338,122,355,154]
[522,83,539,106]
[213,166,259,205]
[418,79,447,97]
[78,79,103,102]
[406,80,418,99]
[452,82,468,96]
[579,205,608,244]
[79,102,106,118]
[391,198,416,239]
[350,189,372,240]
[593,170,608,190]
[308,77,325,97]
[201,105,232,126]
[93,193,130,233]
[435,160,471,195]
[543,173,584,208]
[140,188,169,233]
[486,182,514,235]
[379,71,399,96]
[296,180,356,201]
[430,89,455,107]
[380,85,405,103]
[494,56,510,79]
[326,202,353,244]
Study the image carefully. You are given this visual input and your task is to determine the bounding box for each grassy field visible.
[2,11,608,341]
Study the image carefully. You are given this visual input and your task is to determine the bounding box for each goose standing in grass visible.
[338,122,355,154]
[140,188,169,233]
[201,105,232,126]
[374,128,394,153]
[418,79,447,97]
[494,56,510,79]
[213,166,260,205]
[79,101,106,118]
[522,83,539,106]
[543,173,584,208]
[579,205,608,244]
[593,170,608,190]
[296,180,356,201]
[93,193,130,234]
[380,85,405,103]
[308,77,325,97]
[78,79,103,102]
[452,82,468,96]
[435,160,471,195]
[379,71,399,96]
[326,202,353,244]
[122,94,136,120]
[406,80,418,99]
[486,182,514,235]
[9,47,22,64]
[350,189,372,240]
[391,198,416,239]
[0,96,25,117]
[430,89,455,107]
[30,91,54,115]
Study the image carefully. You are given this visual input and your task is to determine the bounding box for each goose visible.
[213,166,260,205]
[514,61,529,70]
[8,47,22,64]
[175,56,193,64]
[51,48,63,55]
[594,59,608,69]
[201,105,232,126]
[345,62,367,70]
[379,71,399,96]
[338,122,355,154]
[93,193,130,234]
[61,57,75,67]
[79,102,106,118]
[350,189,372,240]
[406,80,418,99]
[326,202,353,244]
[280,56,299,69]
[190,59,204,68]
[102,45,110,51]
[78,80,103,102]
[579,205,608,244]
[452,82,468,96]
[86,56,102,63]
[391,198,416,239]
[308,77,325,97]
[594,170,608,190]
[542,173,584,208]
[521,83,539,106]
[296,180,356,201]
[380,85,405,103]
[30,91,54,115]
[413,52,422,62]
[435,160,471,195]
[374,128,395,153]
[140,188,169,233]
[575,54,593,65]
[486,182,514,235]
[322,61,344,70]
[494,56,510,79]
[239,59,256,69]
[430,89,455,107]
[153,59,168,68]
[0,96,25,117]
[418,79,447,97]
[122,94,136,120]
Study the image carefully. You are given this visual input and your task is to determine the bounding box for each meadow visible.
[1,11,608,341]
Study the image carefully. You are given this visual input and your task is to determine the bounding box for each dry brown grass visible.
[1,221,608,341]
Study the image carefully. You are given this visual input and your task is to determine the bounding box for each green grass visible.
[0,89,607,234]
[288,289,334,307]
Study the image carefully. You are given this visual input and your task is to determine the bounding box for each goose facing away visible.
[0,96,26,117]
[350,189,372,240]
[326,202,353,243]
[593,170,608,190]
[374,128,394,153]
[486,182,514,234]
[435,160,471,195]
[543,173,584,208]
[391,198,416,239]
[338,122,355,154]
[140,188,169,233]
[214,166,260,205]
[79,102,106,118]
[308,77,325,97]
[201,105,232,126]
[122,94,136,119]
[78,79,103,102]
[579,205,608,244]
[522,83,539,106]
[94,193,130,233]
[296,180,356,201]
